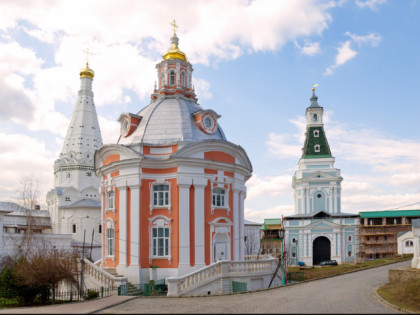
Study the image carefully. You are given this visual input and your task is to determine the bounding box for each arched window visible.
[72,224,77,234]
[348,244,353,257]
[313,114,318,122]
[313,130,319,137]
[212,188,226,207]
[314,144,320,152]
[105,220,115,257]
[169,71,175,86]
[181,71,185,87]
[406,240,414,247]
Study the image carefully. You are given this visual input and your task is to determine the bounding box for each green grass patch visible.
[287,256,409,281]
[378,278,420,313]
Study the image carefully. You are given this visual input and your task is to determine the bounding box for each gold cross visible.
[170,19,178,34]
[83,48,94,64]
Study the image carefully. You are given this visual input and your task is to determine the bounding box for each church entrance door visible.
[313,236,331,265]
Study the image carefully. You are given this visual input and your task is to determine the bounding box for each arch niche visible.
[313,236,331,265]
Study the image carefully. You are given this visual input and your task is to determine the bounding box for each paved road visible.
[97,261,409,314]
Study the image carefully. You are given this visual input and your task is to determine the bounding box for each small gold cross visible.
[83,48,94,64]
[170,19,178,34]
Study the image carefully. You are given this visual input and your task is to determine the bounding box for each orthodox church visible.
[284,88,359,266]
[46,62,103,260]
[95,26,252,283]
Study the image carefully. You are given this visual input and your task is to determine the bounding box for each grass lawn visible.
[287,256,410,281]
[377,278,420,313]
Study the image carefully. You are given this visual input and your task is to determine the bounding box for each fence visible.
[120,279,168,297]
[0,286,119,307]
[232,281,247,293]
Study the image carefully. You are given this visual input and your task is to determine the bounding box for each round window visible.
[204,117,213,128]
[317,194,322,198]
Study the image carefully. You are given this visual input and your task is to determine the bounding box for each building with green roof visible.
[283,88,359,266]
[359,209,420,259]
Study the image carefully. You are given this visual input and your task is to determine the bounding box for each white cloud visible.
[245,204,294,223]
[324,31,381,75]
[295,41,321,56]
[0,132,55,205]
[324,40,357,75]
[246,174,292,201]
[98,115,121,145]
[345,32,381,47]
[355,0,386,10]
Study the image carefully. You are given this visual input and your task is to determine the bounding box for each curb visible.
[374,286,416,314]
[91,296,137,314]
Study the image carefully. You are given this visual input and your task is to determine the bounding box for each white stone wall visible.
[398,231,414,255]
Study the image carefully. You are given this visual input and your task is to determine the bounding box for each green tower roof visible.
[301,126,332,158]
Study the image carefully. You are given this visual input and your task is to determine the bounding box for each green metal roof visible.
[359,209,420,218]
[264,218,282,225]
[261,218,283,230]
[302,126,332,159]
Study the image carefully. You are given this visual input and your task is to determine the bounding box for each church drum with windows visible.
[95,29,252,283]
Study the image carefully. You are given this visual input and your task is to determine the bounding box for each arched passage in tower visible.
[313,236,331,265]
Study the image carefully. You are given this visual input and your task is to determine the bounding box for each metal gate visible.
[313,236,331,265]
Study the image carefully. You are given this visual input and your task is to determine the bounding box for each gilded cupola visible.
[162,20,187,61]
[80,62,95,79]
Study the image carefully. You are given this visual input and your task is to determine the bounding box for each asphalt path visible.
[97,260,409,314]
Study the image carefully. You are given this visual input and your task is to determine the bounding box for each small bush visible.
[85,289,99,300]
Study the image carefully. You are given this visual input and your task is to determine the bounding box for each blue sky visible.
[0,0,419,223]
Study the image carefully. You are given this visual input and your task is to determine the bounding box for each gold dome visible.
[80,62,95,79]
[162,33,187,61]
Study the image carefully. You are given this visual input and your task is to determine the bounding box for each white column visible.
[118,185,127,267]
[239,189,246,260]
[129,184,140,267]
[232,183,240,261]
[178,177,192,271]
[193,178,207,267]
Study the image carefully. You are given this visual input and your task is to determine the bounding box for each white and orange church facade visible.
[95,30,252,283]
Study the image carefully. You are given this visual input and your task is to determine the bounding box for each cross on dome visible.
[170,19,178,35]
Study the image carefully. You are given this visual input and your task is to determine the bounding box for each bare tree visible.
[14,176,43,257]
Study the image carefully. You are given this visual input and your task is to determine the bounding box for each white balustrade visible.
[82,259,127,288]
[167,258,277,296]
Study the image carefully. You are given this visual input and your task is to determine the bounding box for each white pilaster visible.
[129,183,140,267]
[193,177,207,267]
[116,180,127,267]
[178,177,192,272]
[232,182,240,261]
[239,189,246,260]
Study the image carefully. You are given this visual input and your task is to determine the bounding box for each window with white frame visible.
[313,130,319,137]
[106,225,115,257]
[314,144,320,152]
[153,184,170,207]
[212,188,226,207]
[152,227,170,257]
[169,71,175,86]
[106,190,114,210]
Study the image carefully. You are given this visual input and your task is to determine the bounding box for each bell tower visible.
[292,86,343,215]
